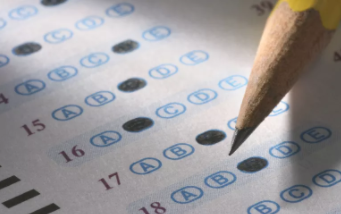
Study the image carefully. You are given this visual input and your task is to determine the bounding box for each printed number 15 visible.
[21,119,46,136]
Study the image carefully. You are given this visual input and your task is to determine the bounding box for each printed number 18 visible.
[139,202,166,214]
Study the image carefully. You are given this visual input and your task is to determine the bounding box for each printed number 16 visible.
[21,119,46,136]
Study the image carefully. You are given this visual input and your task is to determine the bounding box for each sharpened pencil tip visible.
[229,127,256,156]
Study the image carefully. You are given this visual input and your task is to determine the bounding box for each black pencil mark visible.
[13,42,42,56]
[237,157,268,173]
[123,117,154,132]
[0,176,20,190]
[30,203,60,214]
[118,78,146,92]
[41,0,67,6]
[196,130,226,145]
[112,39,139,54]
[2,189,40,208]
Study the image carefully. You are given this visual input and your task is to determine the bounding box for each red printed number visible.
[139,202,166,214]
[99,172,121,190]
[0,93,8,104]
[21,119,46,136]
[334,51,341,62]
[251,1,273,16]
[59,145,85,163]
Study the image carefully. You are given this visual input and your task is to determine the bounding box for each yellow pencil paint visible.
[276,0,341,29]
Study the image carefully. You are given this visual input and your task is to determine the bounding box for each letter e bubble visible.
[0,18,6,30]
[269,141,301,159]
[269,101,289,116]
[15,79,45,96]
[149,64,178,79]
[227,117,238,131]
[219,75,248,91]
[247,200,280,214]
[280,185,312,203]
[130,157,162,175]
[171,186,204,204]
[204,171,236,189]
[313,169,341,187]
[9,5,38,20]
[156,102,186,119]
[90,131,122,147]
[187,88,217,105]
[85,91,115,107]
[52,105,83,121]
[180,50,209,65]
[48,66,78,82]
[300,126,332,143]
[142,26,171,41]
[75,16,104,30]
[106,3,134,18]
[163,143,194,160]
[0,54,9,68]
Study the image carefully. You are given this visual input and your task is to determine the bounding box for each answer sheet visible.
[1,0,341,213]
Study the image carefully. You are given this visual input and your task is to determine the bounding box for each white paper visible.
[1,0,341,213]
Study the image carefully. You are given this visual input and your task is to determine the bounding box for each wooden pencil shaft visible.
[236,1,334,129]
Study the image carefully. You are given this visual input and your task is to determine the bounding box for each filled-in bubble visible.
[123,117,154,132]
[237,157,268,173]
[196,130,226,145]
[13,42,42,56]
[41,0,67,6]
[112,39,139,54]
[118,78,146,92]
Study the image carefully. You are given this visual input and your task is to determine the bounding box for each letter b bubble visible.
[204,171,236,189]
[313,169,341,187]
[171,186,204,204]
[247,200,280,214]
[269,141,301,159]
[130,158,162,175]
[90,131,122,147]
[156,102,186,119]
[52,105,83,121]
[180,50,209,65]
[149,64,178,79]
[219,75,248,91]
[187,88,217,105]
[48,66,78,82]
[163,143,194,160]
[85,91,115,107]
[300,126,332,143]
[280,185,312,203]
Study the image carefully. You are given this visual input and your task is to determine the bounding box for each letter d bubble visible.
[313,169,341,187]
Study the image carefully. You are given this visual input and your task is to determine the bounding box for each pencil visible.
[229,0,341,155]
